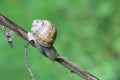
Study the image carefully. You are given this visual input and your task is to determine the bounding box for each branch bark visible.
[0,13,99,80]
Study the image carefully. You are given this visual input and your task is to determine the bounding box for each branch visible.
[0,13,99,80]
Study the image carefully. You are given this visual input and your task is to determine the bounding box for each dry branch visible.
[0,13,99,80]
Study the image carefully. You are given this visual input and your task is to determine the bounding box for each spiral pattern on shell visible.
[31,20,57,47]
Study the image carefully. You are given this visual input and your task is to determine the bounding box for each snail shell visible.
[31,20,57,47]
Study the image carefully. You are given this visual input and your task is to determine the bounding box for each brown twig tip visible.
[0,13,99,80]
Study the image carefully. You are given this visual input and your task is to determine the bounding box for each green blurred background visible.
[0,0,120,80]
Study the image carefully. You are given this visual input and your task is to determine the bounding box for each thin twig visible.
[0,13,99,80]
[24,42,35,80]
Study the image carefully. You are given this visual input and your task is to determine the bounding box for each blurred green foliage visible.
[0,0,120,80]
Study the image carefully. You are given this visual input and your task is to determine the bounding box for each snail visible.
[31,20,57,47]
[28,20,59,60]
